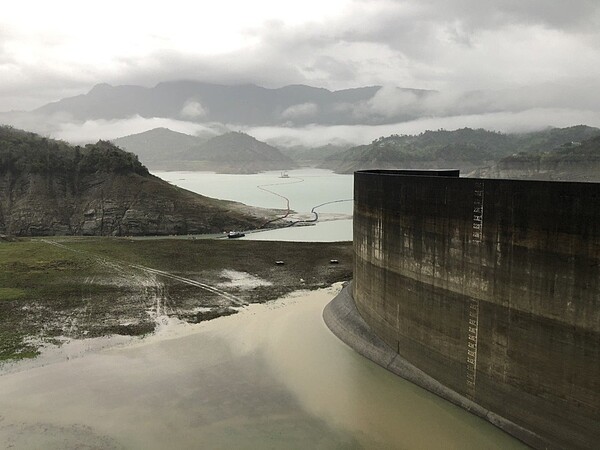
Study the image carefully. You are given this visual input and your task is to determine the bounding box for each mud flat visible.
[0,237,352,363]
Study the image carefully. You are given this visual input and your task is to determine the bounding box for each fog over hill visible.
[2,80,600,150]
[106,123,600,181]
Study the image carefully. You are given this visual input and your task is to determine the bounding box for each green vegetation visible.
[0,239,125,361]
[515,125,600,154]
[324,128,514,167]
[0,125,270,237]
[0,237,352,363]
[321,125,600,173]
[488,135,600,181]
[498,135,600,164]
[0,125,148,176]
[0,288,26,300]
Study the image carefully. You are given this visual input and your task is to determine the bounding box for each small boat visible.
[280,171,289,178]
[227,231,245,239]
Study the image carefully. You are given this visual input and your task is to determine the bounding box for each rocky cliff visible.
[0,126,269,236]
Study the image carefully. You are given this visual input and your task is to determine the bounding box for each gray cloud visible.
[282,103,319,120]
[180,100,208,119]
[248,107,600,149]
[2,0,600,141]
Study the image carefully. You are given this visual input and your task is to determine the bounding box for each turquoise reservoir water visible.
[154,169,354,241]
[154,168,354,215]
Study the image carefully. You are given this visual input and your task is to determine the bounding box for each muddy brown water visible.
[0,285,525,449]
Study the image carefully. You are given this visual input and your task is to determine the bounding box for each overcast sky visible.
[2,0,600,145]
[2,0,600,111]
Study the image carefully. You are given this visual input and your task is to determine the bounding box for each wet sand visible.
[0,285,525,449]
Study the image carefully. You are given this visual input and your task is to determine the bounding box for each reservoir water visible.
[154,169,354,242]
[0,286,525,449]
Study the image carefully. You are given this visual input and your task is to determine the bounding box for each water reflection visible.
[0,286,525,449]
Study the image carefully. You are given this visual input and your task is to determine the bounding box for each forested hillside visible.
[475,135,600,181]
[0,126,270,236]
[320,126,600,174]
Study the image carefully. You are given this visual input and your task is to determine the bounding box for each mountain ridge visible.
[178,131,295,173]
[31,81,427,126]
[111,127,209,164]
[112,128,295,173]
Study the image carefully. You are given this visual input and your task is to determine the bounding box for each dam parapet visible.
[348,169,599,449]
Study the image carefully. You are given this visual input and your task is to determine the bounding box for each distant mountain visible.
[179,132,295,173]
[278,143,352,166]
[474,134,600,181]
[321,126,600,174]
[320,128,513,173]
[32,81,429,126]
[0,126,271,236]
[111,127,208,164]
[513,125,600,154]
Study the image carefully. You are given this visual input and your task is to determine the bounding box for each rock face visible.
[0,127,267,236]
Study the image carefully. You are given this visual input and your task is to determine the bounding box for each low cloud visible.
[180,100,208,119]
[246,107,600,148]
[3,98,600,151]
[281,102,319,120]
[334,80,600,124]
[0,113,224,144]
[365,86,421,118]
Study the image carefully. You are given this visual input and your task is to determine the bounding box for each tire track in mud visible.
[127,264,245,306]
[40,240,246,308]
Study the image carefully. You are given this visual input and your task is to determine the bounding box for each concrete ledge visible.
[323,283,553,450]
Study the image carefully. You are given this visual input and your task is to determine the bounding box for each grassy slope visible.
[0,237,352,362]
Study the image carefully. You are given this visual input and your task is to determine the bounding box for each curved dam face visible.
[352,170,599,449]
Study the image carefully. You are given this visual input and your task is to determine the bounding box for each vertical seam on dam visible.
[467,181,484,399]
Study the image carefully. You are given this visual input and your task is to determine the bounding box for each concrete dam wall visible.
[351,170,599,449]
